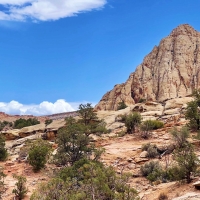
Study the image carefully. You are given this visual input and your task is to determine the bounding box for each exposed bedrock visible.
[96,24,200,110]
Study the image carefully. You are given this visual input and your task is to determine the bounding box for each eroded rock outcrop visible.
[96,24,200,110]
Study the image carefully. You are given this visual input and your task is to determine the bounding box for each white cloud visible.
[0,99,75,116]
[0,99,97,116]
[0,0,107,21]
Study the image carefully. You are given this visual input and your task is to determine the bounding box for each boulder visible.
[140,151,148,158]
[193,180,200,190]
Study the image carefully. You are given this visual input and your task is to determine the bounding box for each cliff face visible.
[95,24,200,110]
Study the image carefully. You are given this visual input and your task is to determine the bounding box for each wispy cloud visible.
[0,0,107,21]
[0,100,97,116]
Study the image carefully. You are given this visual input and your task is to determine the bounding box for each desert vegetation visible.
[2,95,200,199]
[13,118,40,129]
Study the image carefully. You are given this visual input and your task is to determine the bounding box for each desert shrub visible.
[140,120,153,138]
[0,134,7,161]
[12,174,28,200]
[117,131,126,137]
[138,98,146,103]
[140,161,173,182]
[77,104,108,136]
[0,121,13,131]
[153,143,200,184]
[164,166,185,182]
[185,89,200,131]
[117,101,127,110]
[31,159,139,200]
[141,143,158,158]
[54,118,93,166]
[141,143,151,151]
[158,192,168,200]
[140,161,161,177]
[28,139,51,172]
[141,120,164,130]
[90,120,109,136]
[0,167,6,199]
[78,103,98,125]
[140,120,164,139]
[14,118,40,129]
[173,143,199,183]
[171,126,189,148]
[125,112,142,133]
[147,145,158,158]
[45,119,53,126]
[116,114,127,123]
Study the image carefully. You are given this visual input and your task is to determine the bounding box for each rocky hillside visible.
[0,112,47,123]
[95,24,200,110]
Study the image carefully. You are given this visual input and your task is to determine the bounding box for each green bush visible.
[140,161,161,177]
[45,119,53,126]
[28,139,51,172]
[141,143,159,158]
[117,101,127,110]
[173,143,199,183]
[140,161,169,182]
[140,120,164,139]
[125,112,142,133]
[117,114,127,123]
[77,103,108,136]
[0,134,8,161]
[185,89,200,131]
[14,118,40,129]
[90,120,109,136]
[0,121,13,131]
[31,159,139,200]
[78,103,98,125]
[164,166,185,182]
[141,120,164,130]
[12,174,28,200]
[171,126,189,148]
[0,167,6,199]
[54,118,93,166]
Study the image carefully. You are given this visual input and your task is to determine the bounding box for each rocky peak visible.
[170,24,199,37]
[95,24,200,111]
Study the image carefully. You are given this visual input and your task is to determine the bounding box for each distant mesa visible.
[95,24,200,110]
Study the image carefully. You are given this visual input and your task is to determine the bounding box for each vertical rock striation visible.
[95,24,200,110]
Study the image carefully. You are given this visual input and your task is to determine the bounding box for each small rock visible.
[193,180,200,190]
[135,158,149,163]
[140,151,148,158]
[127,158,133,162]
[5,161,14,166]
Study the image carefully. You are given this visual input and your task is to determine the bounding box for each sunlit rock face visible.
[95,24,200,110]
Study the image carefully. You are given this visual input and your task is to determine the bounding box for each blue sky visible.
[0,0,199,115]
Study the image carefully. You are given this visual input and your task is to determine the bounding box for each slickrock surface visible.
[96,24,200,110]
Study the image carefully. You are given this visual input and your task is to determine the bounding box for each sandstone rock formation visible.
[95,24,200,110]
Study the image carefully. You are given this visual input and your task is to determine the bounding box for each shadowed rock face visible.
[95,24,200,110]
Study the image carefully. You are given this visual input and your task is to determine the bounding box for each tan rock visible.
[164,97,193,110]
[172,192,200,200]
[96,24,200,111]
[164,108,180,115]
[135,158,149,163]
[140,151,148,158]
[193,180,200,189]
